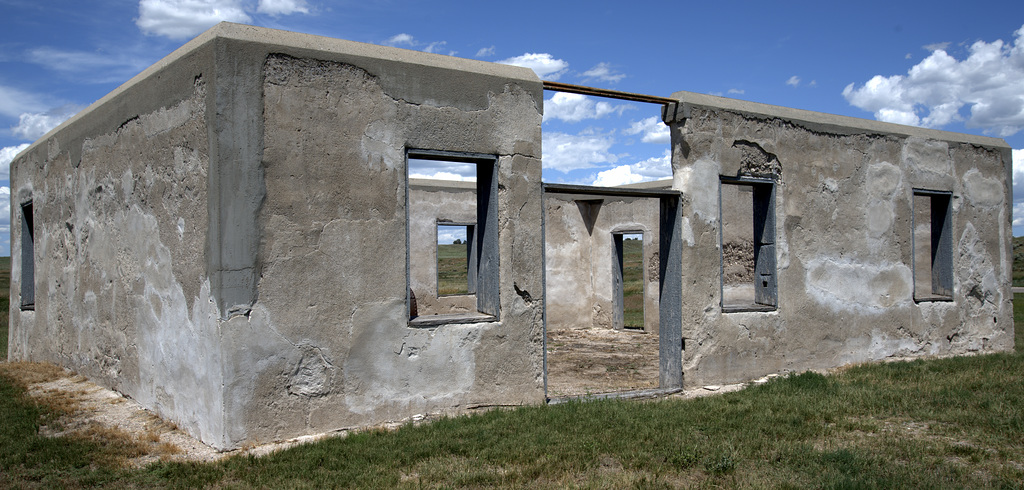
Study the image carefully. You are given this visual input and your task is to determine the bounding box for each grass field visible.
[437,243,469,296]
[1,260,1023,487]
[622,238,644,329]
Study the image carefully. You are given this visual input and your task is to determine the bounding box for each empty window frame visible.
[612,232,645,330]
[436,223,476,296]
[407,149,498,324]
[720,178,777,311]
[912,189,953,301]
[20,201,35,310]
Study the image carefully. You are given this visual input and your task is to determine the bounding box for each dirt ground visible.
[1,335,759,465]
[545,328,661,398]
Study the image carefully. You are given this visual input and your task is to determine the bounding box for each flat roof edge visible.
[211,22,540,83]
[12,22,542,163]
[668,90,1011,150]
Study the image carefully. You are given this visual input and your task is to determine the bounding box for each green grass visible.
[1014,236,1024,287]
[622,238,644,329]
[0,256,8,360]
[437,243,469,295]
[0,255,1022,487]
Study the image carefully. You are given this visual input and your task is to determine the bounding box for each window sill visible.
[722,303,776,313]
[409,313,496,327]
[914,294,953,303]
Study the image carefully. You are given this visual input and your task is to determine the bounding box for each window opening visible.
[720,178,776,311]
[613,232,645,330]
[20,201,35,310]
[407,150,498,325]
[436,223,476,296]
[913,190,953,301]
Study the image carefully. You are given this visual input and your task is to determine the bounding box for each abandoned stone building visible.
[8,23,1014,450]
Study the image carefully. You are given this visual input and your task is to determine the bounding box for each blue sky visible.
[2,0,1024,255]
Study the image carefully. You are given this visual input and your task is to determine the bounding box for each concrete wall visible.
[8,22,1013,450]
[545,193,661,333]
[408,179,477,315]
[8,37,225,443]
[9,23,546,450]
[665,92,1014,388]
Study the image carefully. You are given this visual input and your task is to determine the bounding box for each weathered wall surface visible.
[666,92,1014,388]
[8,41,225,443]
[408,179,477,315]
[545,194,661,333]
[219,41,545,446]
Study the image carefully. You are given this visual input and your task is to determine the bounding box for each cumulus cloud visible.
[592,150,672,187]
[786,76,801,87]
[12,105,81,141]
[1012,149,1024,229]
[408,159,476,182]
[384,33,416,47]
[543,92,628,123]
[256,0,309,15]
[542,130,618,173]
[475,46,495,58]
[382,34,453,55]
[423,41,448,54]
[0,187,9,229]
[137,0,252,39]
[624,116,670,144]
[844,24,1024,136]
[0,144,30,180]
[581,62,625,83]
[497,53,568,80]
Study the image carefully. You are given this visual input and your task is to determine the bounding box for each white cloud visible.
[728,88,745,95]
[543,92,628,123]
[436,225,467,245]
[12,105,81,141]
[136,0,252,40]
[542,130,618,173]
[0,84,49,118]
[923,42,951,52]
[592,150,672,187]
[786,76,801,87]
[581,62,625,83]
[624,116,670,144]
[256,0,309,15]
[844,24,1024,136]
[423,41,447,54]
[0,187,10,229]
[497,53,568,80]
[27,47,153,84]
[384,33,416,47]
[0,145,30,180]
[1012,149,1024,229]
[382,34,452,55]
[475,46,495,58]
[408,159,476,182]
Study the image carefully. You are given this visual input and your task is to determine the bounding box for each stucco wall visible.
[545,194,661,333]
[220,45,545,446]
[666,92,1014,388]
[408,179,478,315]
[8,44,223,443]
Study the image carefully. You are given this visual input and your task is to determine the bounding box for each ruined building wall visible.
[9,24,546,450]
[220,42,546,446]
[666,92,1014,388]
[408,179,478,316]
[8,39,224,443]
[545,194,661,333]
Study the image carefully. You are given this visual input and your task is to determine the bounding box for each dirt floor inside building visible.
[545,328,661,398]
